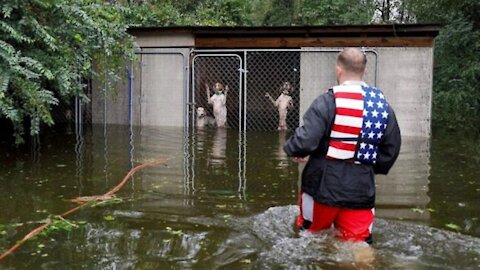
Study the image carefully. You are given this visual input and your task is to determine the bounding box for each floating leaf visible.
[411,207,424,214]
[445,223,461,231]
[103,215,115,221]
[171,230,183,235]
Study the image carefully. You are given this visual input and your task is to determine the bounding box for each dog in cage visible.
[196,107,217,129]
[265,81,294,130]
[206,82,229,128]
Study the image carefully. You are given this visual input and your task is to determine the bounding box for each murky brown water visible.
[0,125,479,269]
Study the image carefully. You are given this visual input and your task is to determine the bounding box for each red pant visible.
[297,192,374,242]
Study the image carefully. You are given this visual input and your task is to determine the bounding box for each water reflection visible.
[87,126,432,224]
[376,136,431,223]
[276,130,289,169]
[237,130,247,199]
[75,126,85,192]
[135,126,185,195]
[1,125,479,269]
[209,128,227,167]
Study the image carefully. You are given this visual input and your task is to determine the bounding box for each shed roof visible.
[128,24,440,48]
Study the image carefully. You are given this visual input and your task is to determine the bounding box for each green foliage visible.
[262,0,296,26]
[0,0,133,143]
[300,0,375,25]
[1,0,257,144]
[89,197,124,207]
[410,0,480,128]
[38,219,80,237]
[124,0,252,26]
[410,0,480,25]
[372,0,415,23]
[258,0,375,26]
[432,20,480,127]
[192,0,253,26]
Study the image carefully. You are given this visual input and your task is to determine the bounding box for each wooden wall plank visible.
[195,37,434,48]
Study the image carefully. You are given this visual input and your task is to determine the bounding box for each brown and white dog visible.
[206,82,228,128]
[196,107,217,128]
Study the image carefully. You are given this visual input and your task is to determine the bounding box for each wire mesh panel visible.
[192,49,377,132]
[192,55,242,130]
[246,51,300,131]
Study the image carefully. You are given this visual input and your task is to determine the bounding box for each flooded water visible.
[0,125,479,269]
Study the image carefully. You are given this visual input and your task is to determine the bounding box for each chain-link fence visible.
[192,54,242,129]
[191,49,377,132]
[246,51,300,131]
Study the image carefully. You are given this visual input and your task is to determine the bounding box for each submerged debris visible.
[70,194,117,204]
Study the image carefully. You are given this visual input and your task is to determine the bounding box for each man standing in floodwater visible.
[283,47,401,244]
[265,81,294,130]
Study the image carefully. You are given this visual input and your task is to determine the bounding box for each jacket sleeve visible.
[283,93,334,157]
[373,105,401,174]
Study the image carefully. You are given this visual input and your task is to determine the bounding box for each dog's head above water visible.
[214,82,225,93]
[197,107,206,118]
[196,107,217,128]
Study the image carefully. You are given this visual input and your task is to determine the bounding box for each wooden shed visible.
[92,24,439,137]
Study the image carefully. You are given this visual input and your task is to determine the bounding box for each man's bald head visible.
[336,48,367,75]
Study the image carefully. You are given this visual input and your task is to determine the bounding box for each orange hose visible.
[0,158,165,262]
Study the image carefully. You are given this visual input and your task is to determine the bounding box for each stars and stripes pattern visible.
[356,86,388,164]
[326,84,389,165]
[326,84,365,160]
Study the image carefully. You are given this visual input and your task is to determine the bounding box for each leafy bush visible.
[432,20,480,128]
[0,0,133,143]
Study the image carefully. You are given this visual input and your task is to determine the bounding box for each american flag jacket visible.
[326,83,389,165]
[283,81,401,209]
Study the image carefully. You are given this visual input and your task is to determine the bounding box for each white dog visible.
[206,82,228,128]
[196,107,216,128]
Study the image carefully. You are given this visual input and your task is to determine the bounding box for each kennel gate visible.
[190,49,378,132]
